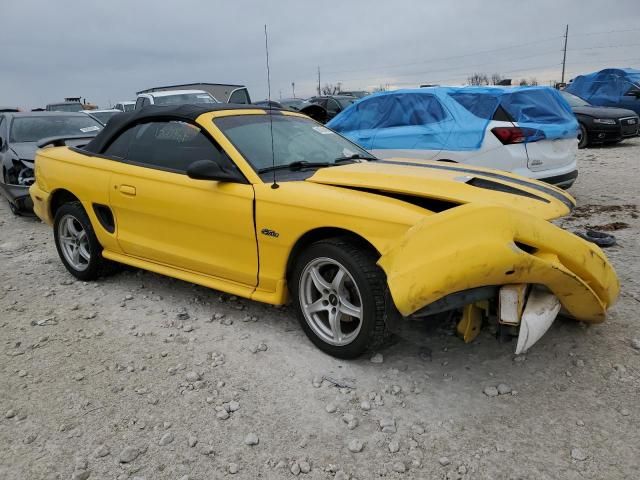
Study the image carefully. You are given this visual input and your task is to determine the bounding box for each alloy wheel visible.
[57,214,91,271]
[299,257,364,346]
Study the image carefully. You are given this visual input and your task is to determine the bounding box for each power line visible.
[571,27,640,37]
[322,36,563,75]
[331,50,561,85]
[321,26,640,78]
[330,40,640,87]
[570,41,640,51]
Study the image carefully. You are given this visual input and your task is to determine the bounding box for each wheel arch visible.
[49,188,82,219]
[285,227,380,281]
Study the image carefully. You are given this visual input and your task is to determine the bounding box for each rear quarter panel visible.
[33,147,121,253]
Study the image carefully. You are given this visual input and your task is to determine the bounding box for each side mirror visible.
[186,160,243,183]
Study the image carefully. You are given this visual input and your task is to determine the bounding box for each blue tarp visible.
[327,86,578,152]
[565,68,640,115]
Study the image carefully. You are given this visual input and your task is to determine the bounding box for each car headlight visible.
[593,118,616,125]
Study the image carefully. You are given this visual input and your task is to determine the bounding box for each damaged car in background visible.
[0,112,102,214]
[29,105,619,358]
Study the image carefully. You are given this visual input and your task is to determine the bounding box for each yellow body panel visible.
[378,204,619,321]
[29,109,619,325]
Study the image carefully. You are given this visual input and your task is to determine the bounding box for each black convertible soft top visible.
[83,104,278,154]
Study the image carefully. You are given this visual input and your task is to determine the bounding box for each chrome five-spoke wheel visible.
[299,257,363,346]
[57,214,91,271]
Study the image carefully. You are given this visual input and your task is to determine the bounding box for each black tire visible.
[578,123,588,149]
[53,201,116,281]
[290,237,388,358]
[7,199,20,216]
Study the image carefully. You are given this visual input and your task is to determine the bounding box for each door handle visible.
[118,184,137,196]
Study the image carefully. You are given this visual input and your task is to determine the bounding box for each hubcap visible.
[58,214,91,271]
[299,257,364,347]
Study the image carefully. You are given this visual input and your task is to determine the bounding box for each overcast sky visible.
[2,0,639,108]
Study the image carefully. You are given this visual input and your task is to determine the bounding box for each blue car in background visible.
[565,68,640,116]
[327,86,579,188]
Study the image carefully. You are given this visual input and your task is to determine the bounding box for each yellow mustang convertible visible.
[29,105,619,358]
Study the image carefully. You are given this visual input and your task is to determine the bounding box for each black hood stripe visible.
[378,160,575,211]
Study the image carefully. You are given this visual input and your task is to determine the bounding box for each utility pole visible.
[561,24,569,84]
[317,66,321,96]
[291,82,296,98]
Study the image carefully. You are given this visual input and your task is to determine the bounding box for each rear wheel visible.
[53,202,114,281]
[290,238,388,358]
[577,123,588,149]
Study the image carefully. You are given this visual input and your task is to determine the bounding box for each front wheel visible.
[290,238,388,358]
[578,123,588,149]
[53,202,113,281]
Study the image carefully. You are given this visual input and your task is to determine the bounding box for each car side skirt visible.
[101,250,288,305]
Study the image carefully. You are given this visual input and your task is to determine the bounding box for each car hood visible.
[572,105,638,118]
[305,159,575,220]
[9,142,38,161]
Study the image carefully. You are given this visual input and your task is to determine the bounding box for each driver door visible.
[105,120,258,286]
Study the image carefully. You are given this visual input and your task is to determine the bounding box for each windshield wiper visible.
[334,153,377,163]
[259,160,331,173]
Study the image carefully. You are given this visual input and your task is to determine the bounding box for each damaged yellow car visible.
[29,105,619,358]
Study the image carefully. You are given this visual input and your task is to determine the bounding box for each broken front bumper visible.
[377,204,619,324]
[0,182,33,210]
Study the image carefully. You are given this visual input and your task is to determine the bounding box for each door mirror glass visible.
[186,160,241,182]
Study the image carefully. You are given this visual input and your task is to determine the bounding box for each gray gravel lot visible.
[1,139,639,480]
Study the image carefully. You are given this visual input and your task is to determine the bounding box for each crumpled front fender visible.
[377,204,619,322]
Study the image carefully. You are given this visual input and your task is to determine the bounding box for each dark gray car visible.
[0,112,102,213]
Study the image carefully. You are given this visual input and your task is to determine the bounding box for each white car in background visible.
[134,89,218,109]
[327,87,580,188]
[113,101,135,112]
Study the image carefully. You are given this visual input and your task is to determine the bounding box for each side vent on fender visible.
[92,204,115,233]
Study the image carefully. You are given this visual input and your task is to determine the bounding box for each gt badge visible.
[261,228,279,238]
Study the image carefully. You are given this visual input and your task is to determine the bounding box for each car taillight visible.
[491,127,545,145]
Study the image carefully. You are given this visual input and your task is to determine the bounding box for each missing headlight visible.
[8,159,35,186]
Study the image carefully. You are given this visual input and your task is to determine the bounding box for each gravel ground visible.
[1,138,639,480]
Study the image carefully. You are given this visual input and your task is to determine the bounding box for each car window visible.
[337,95,390,130]
[337,97,357,109]
[110,121,234,173]
[229,88,250,104]
[326,99,341,115]
[135,97,145,109]
[9,116,102,142]
[103,125,138,158]
[449,92,501,119]
[152,93,217,106]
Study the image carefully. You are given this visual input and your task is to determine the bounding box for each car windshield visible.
[337,97,357,109]
[121,103,135,112]
[560,91,590,107]
[214,114,375,172]
[91,111,119,124]
[10,116,102,142]
[49,103,83,112]
[153,93,217,105]
[280,99,309,111]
